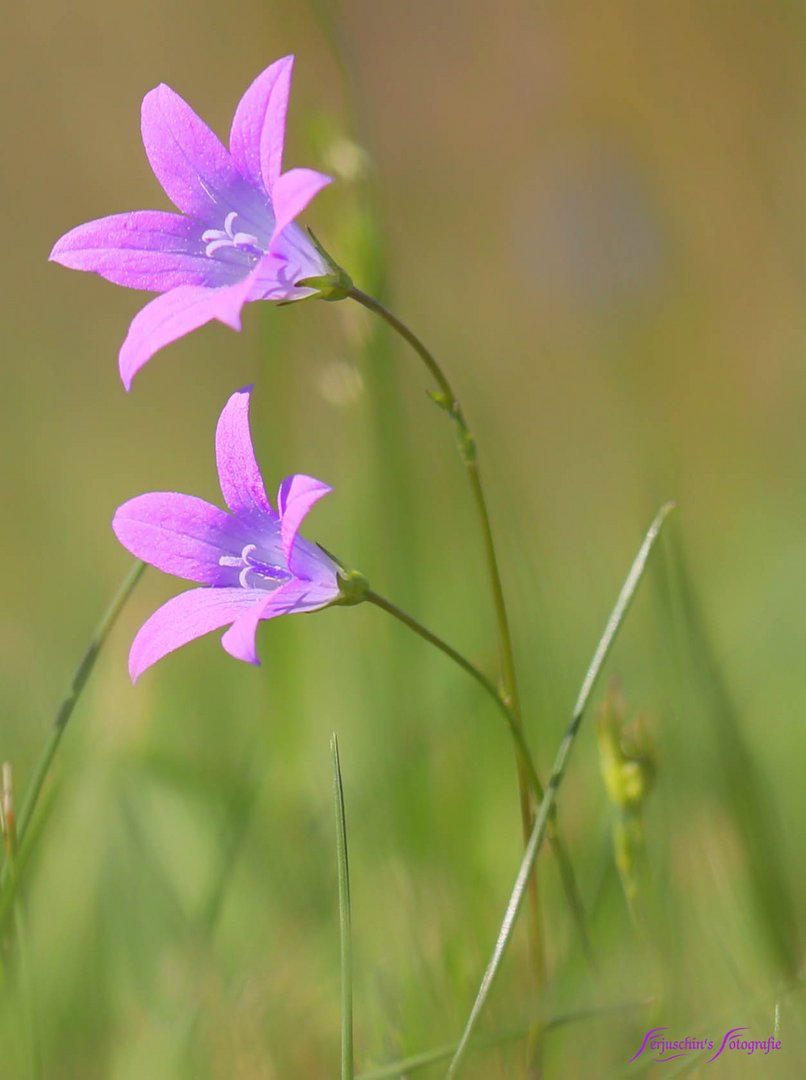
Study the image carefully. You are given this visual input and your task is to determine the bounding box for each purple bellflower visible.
[113,387,349,681]
[50,57,336,389]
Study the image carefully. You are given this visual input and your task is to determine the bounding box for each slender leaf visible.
[447,504,674,1076]
[332,733,354,1080]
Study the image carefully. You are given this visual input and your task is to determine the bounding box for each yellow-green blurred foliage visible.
[1,1,805,1076]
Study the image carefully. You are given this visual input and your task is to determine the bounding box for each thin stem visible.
[366,591,595,969]
[347,287,453,401]
[366,592,538,791]
[349,286,544,983]
[14,560,146,850]
[446,504,674,1077]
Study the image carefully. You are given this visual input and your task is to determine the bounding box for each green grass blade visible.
[0,560,146,909]
[332,733,354,1080]
[659,533,799,980]
[16,559,147,847]
[446,504,674,1077]
[356,1001,648,1079]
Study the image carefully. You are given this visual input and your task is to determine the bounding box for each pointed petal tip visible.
[268,168,333,247]
[118,354,135,392]
[128,650,147,684]
[216,383,272,517]
[144,81,170,100]
[220,621,262,666]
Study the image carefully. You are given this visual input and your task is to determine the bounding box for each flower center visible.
[219,544,292,589]
[202,211,263,259]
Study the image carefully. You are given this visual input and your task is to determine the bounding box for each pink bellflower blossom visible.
[113,387,346,681]
[50,56,334,389]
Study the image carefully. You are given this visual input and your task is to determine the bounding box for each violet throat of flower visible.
[219,544,293,589]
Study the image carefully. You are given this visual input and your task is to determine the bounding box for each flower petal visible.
[277,474,332,566]
[269,168,332,247]
[129,586,261,681]
[141,83,256,221]
[230,56,294,194]
[113,493,249,584]
[215,386,273,518]
[245,248,323,303]
[118,274,255,390]
[220,577,338,665]
[49,211,242,291]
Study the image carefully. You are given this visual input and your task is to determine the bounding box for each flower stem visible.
[349,286,545,984]
[365,591,594,971]
[366,591,537,788]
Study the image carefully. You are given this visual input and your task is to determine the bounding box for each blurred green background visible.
[1,1,805,1076]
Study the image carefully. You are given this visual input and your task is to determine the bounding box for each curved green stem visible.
[366,591,594,970]
[350,285,543,983]
[366,592,537,791]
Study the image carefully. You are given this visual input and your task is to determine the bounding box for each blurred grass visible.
[1,0,806,1076]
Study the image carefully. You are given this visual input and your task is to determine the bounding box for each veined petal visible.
[119,274,255,389]
[230,56,294,194]
[245,249,322,303]
[215,386,273,518]
[113,493,249,584]
[49,211,240,291]
[220,577,338,665]
[141,83,256,221]
[269,168,332,248]
[277,474,332,567]
[129,587,261,682]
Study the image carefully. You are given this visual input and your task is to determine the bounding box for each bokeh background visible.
[1,1,805,1076]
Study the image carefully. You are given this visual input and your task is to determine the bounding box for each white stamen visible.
[232,230,260,247]
[203,213,263,259]
[224,210,239,238]
[204,238,235,257]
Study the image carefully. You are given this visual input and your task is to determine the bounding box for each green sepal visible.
[334,568,371,607]
[296,229,354,301]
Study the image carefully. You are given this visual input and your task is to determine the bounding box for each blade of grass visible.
[0,560,146,904]
[658,533,800,980]
[446,504,674,1077]
[356,1000,649,1079]
[332,733,354,1080]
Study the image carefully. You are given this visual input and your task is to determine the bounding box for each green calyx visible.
[335,568,371,606]
[297,230,354,301]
